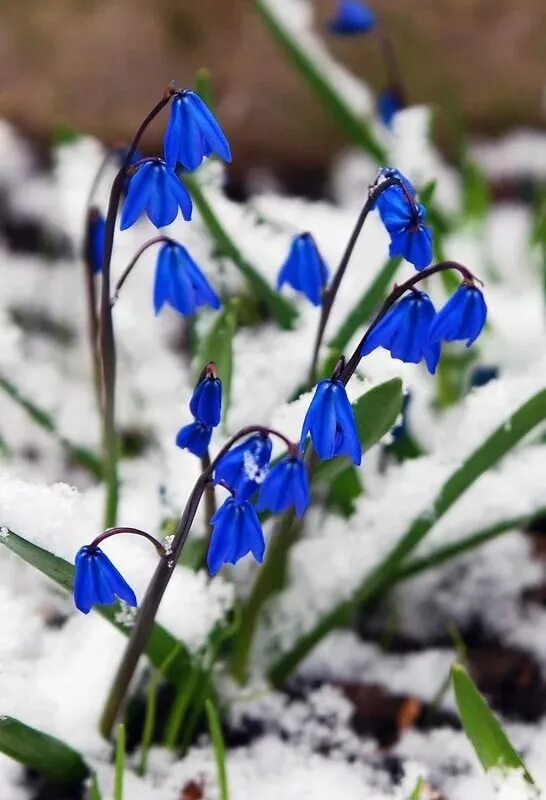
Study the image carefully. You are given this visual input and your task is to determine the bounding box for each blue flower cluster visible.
[176,364,223,457]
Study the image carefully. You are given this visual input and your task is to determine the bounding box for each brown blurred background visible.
[0,0,544,181]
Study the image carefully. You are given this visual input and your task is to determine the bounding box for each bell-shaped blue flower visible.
[207,497,265,575]
[175,420,213,457]
[164,90,232,172]
[74,546,137,614]
[360,290,440,374]
[329,0,376,34]
[120,159,193,230]
[387,203,433,270]
[378,89,404,127]
[87,208,106,274]
[300,380,362,465]
[190,368,222,427]
[277,233,330,306]
[214,434,272,501]
[256,455,311,518]
[428,284,487,348]
[154,242,220,316]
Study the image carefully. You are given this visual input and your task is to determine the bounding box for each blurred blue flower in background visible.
[164,90,232,172]
[87,208,106,274]
[175,421,213,457]
[329,0,376,34]
[378,89,404,127]
[190,364,222,427]
[277,233,330,306]
[207,497,265,575]
[120,159,193,229]
[300,379,361,464]
[74,546,137,614]
[154,241,220,316]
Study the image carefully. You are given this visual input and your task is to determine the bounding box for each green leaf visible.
[114,724,125,800]
[407,777,425,800]
[194,68,215,111]
[462,161,490,222]
[325,465,362,516]
[89,774,103,800]
[205,699,230,800]
[183,174,297,330]
[195,305,237,423]
[328,258,402,353]
[452,663,534,782]
[0,717,88,783]
[252,0,386,162]
[0,374,103,479]
[139,644,183,776]
[0,529,190,684]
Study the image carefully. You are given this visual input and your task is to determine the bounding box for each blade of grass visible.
[114,724,125,800]
[89,774,103,800]
[139,644,183,776]
[205,699,229,800]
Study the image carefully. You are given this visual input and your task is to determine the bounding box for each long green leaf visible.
[0,529,189,683]
[452,663,534,782]
[195,305,237,423]
[0,374,103,478]
[268,387,546,684]
[114,724,125,800]
[0,717,88,783]
[184,175,297,330]
[205,699,229,800]
[89,774,103,800]
[139,644,183,776]
[253,0,385,162]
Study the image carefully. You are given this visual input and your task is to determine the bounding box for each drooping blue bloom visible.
[329,0,376,34]
[428,284,487,347]
[120,159,193,230]
[207,497,265,575]
[190,369,222,427]
[360,290,440,374]
[175,420,213,457]
[386,203,433,270]
[74,546,137,614]
[154,242,220,316]
[214,434,272,501]
[87,208,106,274]
[256,455,311,518]
[300,380,362,465]
[378,89,404,127]
[277,233,330,306]
[164,90,232,172]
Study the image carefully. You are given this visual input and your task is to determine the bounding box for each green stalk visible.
[205,699,229,800]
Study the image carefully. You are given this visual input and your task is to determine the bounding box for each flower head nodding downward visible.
[164,90,232,172]
[175,420,213,457]
[87,208,106,274]
[207,497,265,575]
[378,89,404,128]
[360,289,440,374]
[74,546,137,614]
[428,283,487,348]
[214,434,272,502]
[190,363,222,427]
[277,233,330,307]
[256,455,311,518]
[120,159,193,230]
[154,241,220,317]
[300,378,361,464]
[329,0,376,34]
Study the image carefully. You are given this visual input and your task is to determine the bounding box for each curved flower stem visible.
[308,175,416,384]
[201,451,217,549]
[99,424,297,738]
[375,24,406,105]
[99,86,175,530]
[89,527,168,558]
[339,260,477,385]
[111,235,176,306]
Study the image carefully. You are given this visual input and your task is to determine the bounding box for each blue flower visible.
[87,208,106,274]
[256,456,310,518]
[378,89,404,127]
[360,290,440,374]
[175,420,213,457]
[120,159,193,230]
[154,242,220,316]
[329,0,376,34]
[387,203,434,270]
[74,546,137,614]
[207,497,265,575]
[190,369,222,427]
[428,284,487,347]
[214,434,272,501]
[164,90,232,172]
[277,233,330,306]
[470,365,498,388]
[300,380,361,465]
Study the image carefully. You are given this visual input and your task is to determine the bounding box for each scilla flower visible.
[154,241,220,316]
[386,202,433,270]
[277,233,330,306]
[256,455,311,518]
[214,434,272,501]
[300,379,361,464]
[378,89,404,128]
[428,284,487,347]
[120,158,193,230]
[175,420,213,457]
[74,546,137,614]
[360,290,440,374]
[329,0,376,34]
[207,497,265,575]
[164,90,232,172]
[87,208,106,274]
[190,363,222,427]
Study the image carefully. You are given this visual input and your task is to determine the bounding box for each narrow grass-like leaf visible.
[114,724,125,800]
[183,175,297,330]
[139,644,183,776]
[452,663,534,782]
[462,161,490,222]
[253,0,385,162]
[0,717,88,783]
[268,388,546,684]
[205,699,229,800]
[89,774,103,800]
[195,305,237,423]
[163,663,202,749]
[407,777,425,800]
[0,374,102,478]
